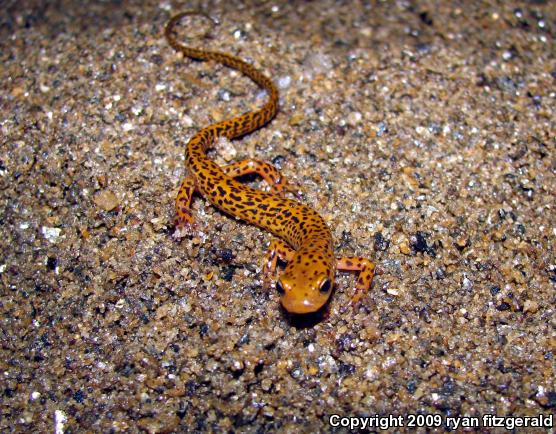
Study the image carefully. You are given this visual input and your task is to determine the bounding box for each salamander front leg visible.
[222,159,300,197]
[262,239,295,289]
[336,257,376,311]
[174,176,197,236]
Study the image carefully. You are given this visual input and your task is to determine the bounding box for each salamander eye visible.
[319,278,332,293]
[275,280,285,295]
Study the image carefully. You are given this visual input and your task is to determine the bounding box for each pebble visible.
[217,136,237,161]
[277,75,292,89]
[346,111,362,126]
[93,190,120,211]
[523,300,539,314]
[41,226,62,243]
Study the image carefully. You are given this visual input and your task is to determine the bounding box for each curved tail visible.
[164,12,279,142]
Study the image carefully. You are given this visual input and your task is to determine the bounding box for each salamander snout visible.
[276,274,333,314]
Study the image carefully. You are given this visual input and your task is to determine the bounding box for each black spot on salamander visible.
[258,203,269,210]
[229,193,242,201]
[243,201,255,206]
[217,186,226,196]
[292,216,299,223]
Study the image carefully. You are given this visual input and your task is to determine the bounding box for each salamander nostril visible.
[276,280,285,295]
[319,278,331,293]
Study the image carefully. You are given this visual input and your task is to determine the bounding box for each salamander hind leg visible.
[222,159,299,197]
[174,176,198,236]
[336,257,376,311]
[262,239,295,289]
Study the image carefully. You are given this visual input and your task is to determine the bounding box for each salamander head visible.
[276,251,334,314]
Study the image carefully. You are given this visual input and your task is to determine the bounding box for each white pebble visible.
[277,76,292,89]
[462,275,473,291]
[386,288,400,296]
[181,114,193,127]
[41,226,61,243]
[217,136,237,161]
[54,410,67,434]
[122,122,134,132]
[347,111,362,126]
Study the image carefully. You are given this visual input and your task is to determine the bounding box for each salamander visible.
[165,12,375,314]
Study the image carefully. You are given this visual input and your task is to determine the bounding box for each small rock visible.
[277,75,292,89]
[347,111,362,126]
[399,242,411,255]
[94,190,120,211]
[42,226,62,243]
[386,287,400,296]
[217,136,237,161]
[289,112,304,126]
[523,300,539,314]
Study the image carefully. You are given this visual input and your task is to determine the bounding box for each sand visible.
[1,0,554,432]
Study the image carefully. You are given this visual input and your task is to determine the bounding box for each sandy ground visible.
[1,0,554,432]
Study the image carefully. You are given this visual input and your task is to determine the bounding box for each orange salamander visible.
[165,12,375,314]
